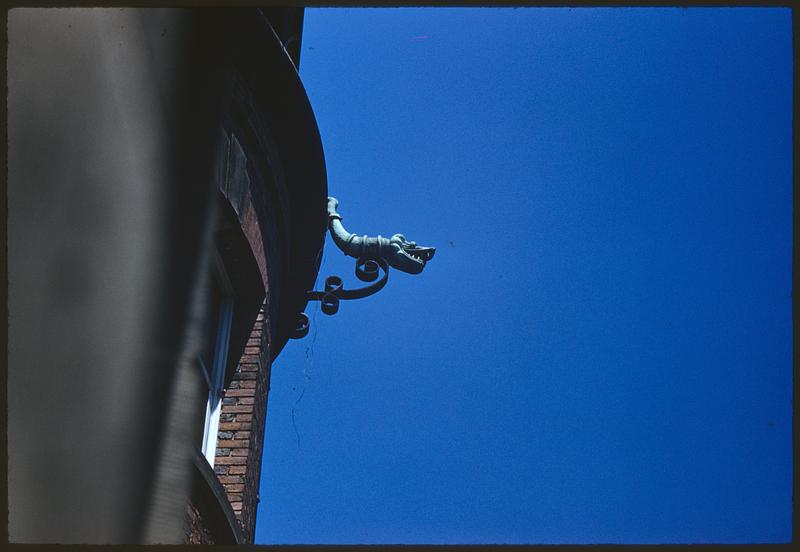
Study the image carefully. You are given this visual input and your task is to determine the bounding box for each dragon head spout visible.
[386,234,436,274]
[327,196,436,275]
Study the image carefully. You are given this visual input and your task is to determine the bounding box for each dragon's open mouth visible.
[403,245,436,263]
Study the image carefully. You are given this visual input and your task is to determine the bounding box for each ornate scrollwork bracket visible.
[291,197,436,338]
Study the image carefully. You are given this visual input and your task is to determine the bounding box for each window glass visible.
[200,247,234,466]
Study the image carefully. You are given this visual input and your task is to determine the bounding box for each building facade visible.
[8,8,326,544]
[182,9,327,544]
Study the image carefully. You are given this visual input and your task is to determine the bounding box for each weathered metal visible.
[326,196,435,274]
[293,197,435,335]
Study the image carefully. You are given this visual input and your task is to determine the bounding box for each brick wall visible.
[213,304,272,543]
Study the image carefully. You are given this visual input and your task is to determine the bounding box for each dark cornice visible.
[216,9,327,361]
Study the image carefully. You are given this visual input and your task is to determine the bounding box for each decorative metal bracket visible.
[292,197,436,338]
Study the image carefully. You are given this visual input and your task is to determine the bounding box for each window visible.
[199,246,234,466]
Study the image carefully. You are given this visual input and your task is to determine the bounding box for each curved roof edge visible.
[220,9,328,360]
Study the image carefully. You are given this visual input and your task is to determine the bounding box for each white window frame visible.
[200,246,235,467]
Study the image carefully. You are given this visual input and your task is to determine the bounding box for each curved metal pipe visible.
[327,197,389,259]
[326,196,435,274]
[296,198,436,333]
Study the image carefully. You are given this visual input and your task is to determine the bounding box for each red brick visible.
[218,439,249,448]
[239,380,256,388]
[228,466,247,474]
[221,405,252,413]
[237,414,253,422]
[244,346,261,355]
[238,397,255,405]
[231,448,249,457]
[230,502,243,511]
[224,484,245,493]
[227,493,243,502]
[215,456,246,465]
[217,475,243,484]
[234,431,251,440]
[218,422,246,431]
[226,388,255,397]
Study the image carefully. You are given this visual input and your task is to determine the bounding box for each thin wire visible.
[290,239,328,452]
[304,241,327,377]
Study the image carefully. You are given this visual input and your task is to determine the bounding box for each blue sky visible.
[256,8,792,544]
